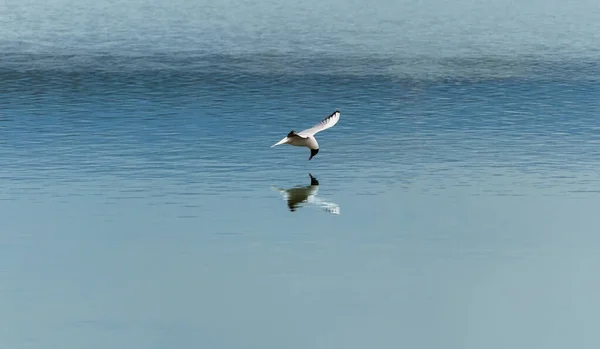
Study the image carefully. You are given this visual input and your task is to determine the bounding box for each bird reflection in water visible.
[273,173,340,215]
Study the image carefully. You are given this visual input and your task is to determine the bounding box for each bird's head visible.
[309,148,319,160]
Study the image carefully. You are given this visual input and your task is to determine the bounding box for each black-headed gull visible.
[271,110,340,160]
[272,173,340,215]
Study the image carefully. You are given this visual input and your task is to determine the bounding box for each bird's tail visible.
[271,137,289,147]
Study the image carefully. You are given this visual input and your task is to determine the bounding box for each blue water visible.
[2,0,600,348]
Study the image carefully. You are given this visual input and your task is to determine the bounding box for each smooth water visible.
[2,0,600,348]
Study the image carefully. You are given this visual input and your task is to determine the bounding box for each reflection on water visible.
[272,173,340,215]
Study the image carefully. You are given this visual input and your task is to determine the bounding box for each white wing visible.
[298,110,340,137]
[308,196,341,215]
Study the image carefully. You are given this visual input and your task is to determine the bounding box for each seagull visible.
[271,110,341,160]
[272,173,340,215]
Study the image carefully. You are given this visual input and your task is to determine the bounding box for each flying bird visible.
[272,173,340,215]
[271,110,340,160]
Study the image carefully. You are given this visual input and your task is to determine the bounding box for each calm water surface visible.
[1,0,600,348]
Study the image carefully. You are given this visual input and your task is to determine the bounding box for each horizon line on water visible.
[0,50,599,82]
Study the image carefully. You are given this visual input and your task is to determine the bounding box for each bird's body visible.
[284,132,319,149]
[271,110,340,160]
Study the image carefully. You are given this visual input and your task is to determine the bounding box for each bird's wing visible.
[308,196,341,215]
[271,136,289,147]
[298,110,340,137]
[272,187,289,198]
